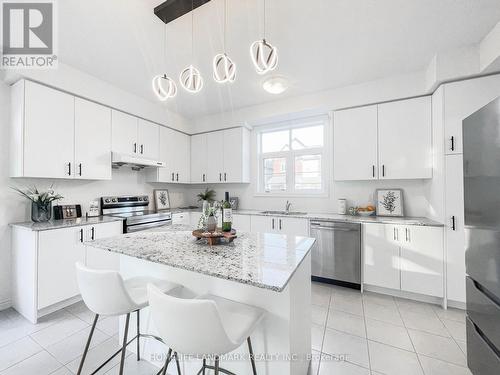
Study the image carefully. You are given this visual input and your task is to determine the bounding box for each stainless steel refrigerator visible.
[463,97,500,374]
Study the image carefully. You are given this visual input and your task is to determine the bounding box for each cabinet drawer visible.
[466,317,500,375]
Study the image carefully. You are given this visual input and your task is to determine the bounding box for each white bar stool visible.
[148,284,266,375]
[75,262,182,375]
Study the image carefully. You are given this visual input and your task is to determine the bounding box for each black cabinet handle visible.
[133,143,137,153]
[372,165,375,178]
[224,172,227,181]
[451,136,455,151]
[451,216,456,231]
[91,227,95,240]
[279,219,282,230]
[176,173,179,182]
[67,162,71,176]
[79,228,84,243]
[202,174,205,182]
[382,165,385,177]
[171,172,174,181]
[140,144,144,154]
[219,173,222,182]
[78,163,82,176]
[272,218,275,230]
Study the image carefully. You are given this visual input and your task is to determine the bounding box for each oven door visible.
[126,220,172,233]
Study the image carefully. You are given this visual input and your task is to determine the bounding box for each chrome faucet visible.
[285,200,292,214]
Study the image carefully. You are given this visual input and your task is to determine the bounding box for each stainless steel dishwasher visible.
[310,220,361,288]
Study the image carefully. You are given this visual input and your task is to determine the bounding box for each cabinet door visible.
[191,134,208,183]
[378,97,432,179]
[74,98,112,180]
[23,81,75,178]
[445,154,466,302]
[175,132,191,183]
[277,217,309,237]
[157,126,177,183]
[223,128,243,183]
[250,215,275,233]
[232,214,251,232]
[38,227,86,309]
[444,74,500,154]
[137,119,159,160]
[400,226,444,297]
[85,221,123,270]
[111,110,138,155]
[363,224,401,289]
[334,106,378,180]
[206,131,224,183]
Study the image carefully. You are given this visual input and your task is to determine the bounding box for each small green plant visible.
[196,188,216,202]
[12,184,63,207]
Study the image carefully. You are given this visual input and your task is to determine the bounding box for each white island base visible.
[118,253,312,375]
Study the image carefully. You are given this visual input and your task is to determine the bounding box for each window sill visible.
[254,192,329,198]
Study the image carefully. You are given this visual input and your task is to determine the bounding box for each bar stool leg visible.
[136,310,140,361]
[247,337,257,375]
[118,313,130,375]
[214,356,220,375]
[174,352,182,375]
[77,314,99,375]
[160,349,173,375]
[203,359,206,375]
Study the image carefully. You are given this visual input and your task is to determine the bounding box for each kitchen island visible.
[85,225,315,375]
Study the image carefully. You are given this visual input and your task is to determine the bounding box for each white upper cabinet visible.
[378,96,432,179]
[74,98,112,180]
[443,74,500,154]
[11,80,75,178]
[334,105,378,180]
[191,127,250,184]
[333,97,432,181]
[191,133,208,183]
[111,110,138,155]
[137,119,160,160]
[146,126,190,183]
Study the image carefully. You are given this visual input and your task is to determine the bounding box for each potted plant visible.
[12,185,63,222]
[196,188,216,214]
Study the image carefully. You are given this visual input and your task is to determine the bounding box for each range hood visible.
[112,152,166,170]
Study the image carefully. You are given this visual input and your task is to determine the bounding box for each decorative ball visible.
[250,39,278,75]
[179,65,204,93]
[152,74,177,101]
[213,53,236,83]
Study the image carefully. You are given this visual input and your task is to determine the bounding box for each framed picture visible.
[376,189,404,217]
[153,189,170,211]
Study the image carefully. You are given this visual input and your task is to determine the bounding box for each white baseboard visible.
[363,284,445,307]
[446,299,466,310]
[0,299,12,311]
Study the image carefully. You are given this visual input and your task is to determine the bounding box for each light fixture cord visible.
[191,0,194,60]
[164,23,167,70]
[223,0,227,52]
[263,0,266,39]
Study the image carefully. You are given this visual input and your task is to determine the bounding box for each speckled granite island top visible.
[85,225,315,292]
[10,216,124,231]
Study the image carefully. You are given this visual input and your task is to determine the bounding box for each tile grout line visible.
[395,299,426,375]
[432,307,468,360]
[360,293,373,373]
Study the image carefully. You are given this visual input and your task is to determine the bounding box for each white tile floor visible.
[310,282,471,375]
[0,282,471,375]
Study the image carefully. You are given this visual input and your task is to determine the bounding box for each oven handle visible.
[310,226,358,232]
[126,221,172,232]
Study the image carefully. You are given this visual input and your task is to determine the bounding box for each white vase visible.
[202,200,209,214]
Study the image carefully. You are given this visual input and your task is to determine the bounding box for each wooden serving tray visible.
[192,228,237,246]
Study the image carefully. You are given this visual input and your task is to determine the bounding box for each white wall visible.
[0,76,191,308]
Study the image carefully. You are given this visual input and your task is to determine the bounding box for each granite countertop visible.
[85,224,315,292]
[171,207,443,227]
[10,216,124,231]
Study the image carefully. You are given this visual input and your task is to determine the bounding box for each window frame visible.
[256,115,330,197]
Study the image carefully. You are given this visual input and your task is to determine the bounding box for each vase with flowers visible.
[12,185,63,222]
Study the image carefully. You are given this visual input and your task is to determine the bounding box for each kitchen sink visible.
[260,210,307,216]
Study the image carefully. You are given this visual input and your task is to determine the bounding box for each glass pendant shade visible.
[250,38,278,74]
[152,74,177,101]
[179,65,203,93]
[213,53,236,83]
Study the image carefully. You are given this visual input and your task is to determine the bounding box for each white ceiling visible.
[58,0,500,119]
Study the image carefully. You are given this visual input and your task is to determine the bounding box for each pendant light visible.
[250,0,278,75]
[180,0,203,93]
[152,24,177,101]
[213,0,236,83]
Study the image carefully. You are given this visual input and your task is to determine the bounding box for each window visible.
[257,116,328,195]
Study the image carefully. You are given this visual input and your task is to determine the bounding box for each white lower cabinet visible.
[232,214,251,232]
[250,216,308,236]
[363,223,444,298]
[12,221,122,323]
[172,212,191,225]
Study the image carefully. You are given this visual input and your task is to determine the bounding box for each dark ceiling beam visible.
[154,0,212,24]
